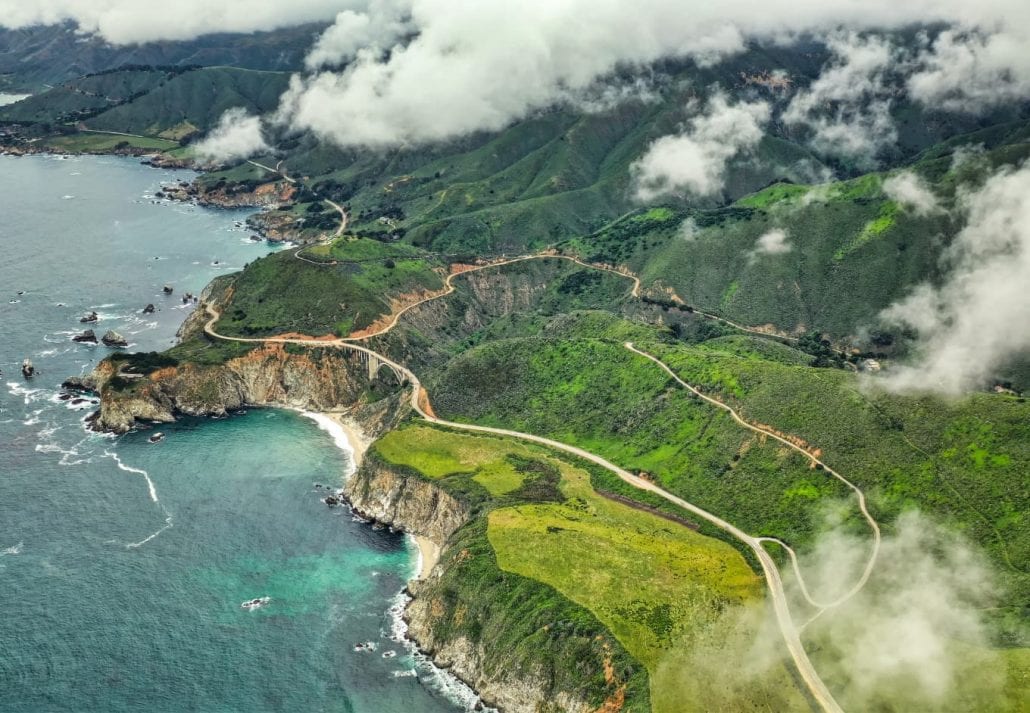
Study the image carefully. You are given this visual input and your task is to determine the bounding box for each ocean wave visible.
[1,542,23,556]
[103,450,174,548]
[7,382,48,405]
[385,590,492,712]
[299,411,357,479]
[107,449,160,504]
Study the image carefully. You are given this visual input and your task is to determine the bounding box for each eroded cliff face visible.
[345,458,596,713]
[89,343,403,433]
[344,457,469,544]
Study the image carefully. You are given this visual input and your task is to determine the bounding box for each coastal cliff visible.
[88,341,401,432]
[85,280,407,434]
[345,456,602,713]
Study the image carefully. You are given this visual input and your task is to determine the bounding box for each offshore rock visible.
[101,330,128,347]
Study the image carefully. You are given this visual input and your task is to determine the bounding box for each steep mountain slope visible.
[0,23,322,91]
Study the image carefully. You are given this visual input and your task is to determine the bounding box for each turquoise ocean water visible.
[0,155,470,712]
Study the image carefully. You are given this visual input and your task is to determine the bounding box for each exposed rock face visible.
[101,330,128,347]
[397,628,591,713]
[73,329,98,343]
[247,210,305,243]
[80,311,98,323]
[142,304,155,314]
[62,376,95,392]
[89,342,393,433]
[346,458,593,713]
[344,458,469,546]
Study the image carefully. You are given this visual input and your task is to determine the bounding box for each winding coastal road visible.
[196,254,883,713]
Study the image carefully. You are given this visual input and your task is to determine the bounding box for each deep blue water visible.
[0,155,469,712]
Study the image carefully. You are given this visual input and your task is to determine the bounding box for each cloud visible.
[193,108,270,164]
[783,32,901,164]
[666,508,1005,710]
[631,94,770,201]
[0,1,348,45]
[749,228,792,260]
[680,217,700,242]
[275,0,1030,150]
[909,30,1030,113]
[877,163,1030,394]
[305,1,412,70]
[794,510,1002,710]
[882,171,941,216]
[5,2,1028,152]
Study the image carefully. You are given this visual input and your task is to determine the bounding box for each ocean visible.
[0,155,471,712]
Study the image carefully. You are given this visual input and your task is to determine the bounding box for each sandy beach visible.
[320,411,372,468]
[413,536,440,580]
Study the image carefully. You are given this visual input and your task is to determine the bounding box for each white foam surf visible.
[1,542,23,556]
[104,450,174,549]
[299,411,357,479]
[384,590,492,712]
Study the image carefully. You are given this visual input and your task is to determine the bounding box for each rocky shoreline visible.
[0,142,313,244]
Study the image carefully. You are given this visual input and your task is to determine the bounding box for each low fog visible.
[631,94,769,200]
[878,163,1030,395]
[193,109,270,164]
[665,508,1006,711]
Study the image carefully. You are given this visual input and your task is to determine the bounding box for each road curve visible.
[200,304,844,713]
[624,342,881,612]
[338,253,639,342]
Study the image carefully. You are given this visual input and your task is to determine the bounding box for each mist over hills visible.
[0,22,326,91]
[2,4,1028,711]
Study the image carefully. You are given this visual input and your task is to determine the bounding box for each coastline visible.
[302,410,438,580]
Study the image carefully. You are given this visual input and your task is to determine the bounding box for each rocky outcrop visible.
[398,627,591,713]
[101,330,128,347]
[344,457,469,546]
[89,342,393,433]
[246,209,306,243]
[346,458,595,713]
[73,329,98,343]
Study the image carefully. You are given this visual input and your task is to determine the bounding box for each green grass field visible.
[373,423,808,711]
[211,245,444,337]
[41,133,178,153]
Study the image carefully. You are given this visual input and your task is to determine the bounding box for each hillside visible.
[13,25,1028,713]
[0,66,290,139]
[0,23,321,92]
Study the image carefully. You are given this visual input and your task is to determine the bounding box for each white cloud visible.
[795,510,1000,709]
[909,30,1030,113]
[669,508,1004,710]
[276,0,1030,150]
[750,228,792,259]
[193,108,270,164]
[783,32,902,163]
[877,163,1030,394]
[305,1,412,70]
[4,1,1028,152]
[882,171,941,216]
[0,1,349,45]
[680,217,700,241]
[631,94,770,201]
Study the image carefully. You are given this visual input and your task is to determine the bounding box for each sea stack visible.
[80,311,98,323]
[101,330,128,348]
[72,329,98,343]
[142,303,155,314]
[163,285,173,295]
[21,359,35,378]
